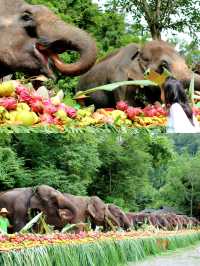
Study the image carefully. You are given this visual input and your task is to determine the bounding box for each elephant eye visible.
[21,11,37,38]
[161,60,169,69]
[157,60,170,74]
[21,11,33,22]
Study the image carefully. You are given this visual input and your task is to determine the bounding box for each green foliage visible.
[88,132,153,211]
[160,151,200,217]
[1,131,200,216]
[112,0,200,41]
[0,144,27,190]
[11,133,101,195]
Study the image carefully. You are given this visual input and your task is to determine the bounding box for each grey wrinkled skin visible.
[0,185,78,232]
[0,0,97,78]
[77,40,200,108]
[63,193,121,231]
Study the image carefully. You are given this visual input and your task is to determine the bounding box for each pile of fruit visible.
[0,81,77,127]
[0,230,197,252]
[0,80,169,129]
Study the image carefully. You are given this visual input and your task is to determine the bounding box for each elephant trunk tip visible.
[48,26,97,77]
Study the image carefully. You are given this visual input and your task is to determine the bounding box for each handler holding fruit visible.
[0,208,12,234]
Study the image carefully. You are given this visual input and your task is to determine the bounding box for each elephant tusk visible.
[105,216,116,231]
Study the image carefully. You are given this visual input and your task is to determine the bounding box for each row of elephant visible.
[127,212,200,230]
[1,0,200,108]
[0,185,131,232]
[0,185,199,233]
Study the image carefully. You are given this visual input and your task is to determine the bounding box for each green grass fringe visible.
[0,124,166,134]
[1,232,199,266]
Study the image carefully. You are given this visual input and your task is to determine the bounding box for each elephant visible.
[0,0,97,78]
[0,185,77,232]
[77,40,200,108]
[107,204,131,230]
[63,193,120,230]
[126,212,138,228]
[126,212,149,229]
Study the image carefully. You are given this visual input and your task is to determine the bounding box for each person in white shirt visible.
[161,77,200,133]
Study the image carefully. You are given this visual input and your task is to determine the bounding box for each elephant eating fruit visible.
[63,193,120,231]
[0,185,77,232]
[77,40,200,108]
[0,0,97,78]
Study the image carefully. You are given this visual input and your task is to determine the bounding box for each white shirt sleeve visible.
[168,103,200,133]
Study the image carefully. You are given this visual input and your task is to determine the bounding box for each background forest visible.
[1,132,200,218]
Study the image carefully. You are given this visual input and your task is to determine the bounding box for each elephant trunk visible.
[37,18,97,76]
[181,73,200,91]
[122,214,131,230]
[105,207,120,228]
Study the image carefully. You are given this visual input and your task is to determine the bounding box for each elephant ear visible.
[87,202,96,218]
[58,209,74,221]
[122,45,144,81]
[87,196,105,220]
[36,185,59,206]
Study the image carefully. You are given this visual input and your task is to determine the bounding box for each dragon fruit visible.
[65,107,77,119]
[30,98,44,114]
[0,97,17,110]
[193,106,200,116]
[43,100,57,114]
[16,85,32,103]
[40,113,54,124]
[116,101,128,111]
[126,107,142,120]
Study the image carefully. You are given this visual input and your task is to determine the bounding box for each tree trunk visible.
[109,168,112,194]
[190,182,194,217]
[150,24,162,40]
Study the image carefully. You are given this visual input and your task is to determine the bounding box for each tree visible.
[11,133,101,195]
[88,132,153,210]
[159,151,200,217]
[109,0,200,40]
[0,147,27,190]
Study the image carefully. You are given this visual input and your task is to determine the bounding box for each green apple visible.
[15,111,39,125]
[0,81,15,97]
[16,103,30,112]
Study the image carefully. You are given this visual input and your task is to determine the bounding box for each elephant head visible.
[126,40,200,105]
[137,40,200,90]
[78,40,200,108]
[107,204,131,230]
[87,196,120,228]
[30,185,77,229]
[0,0,97,78]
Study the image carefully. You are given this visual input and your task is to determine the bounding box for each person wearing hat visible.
[0,208,11,234]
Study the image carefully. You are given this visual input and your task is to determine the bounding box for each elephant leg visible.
[13,201,29,232]
[110,69,128,104]
[13,212,27,232]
